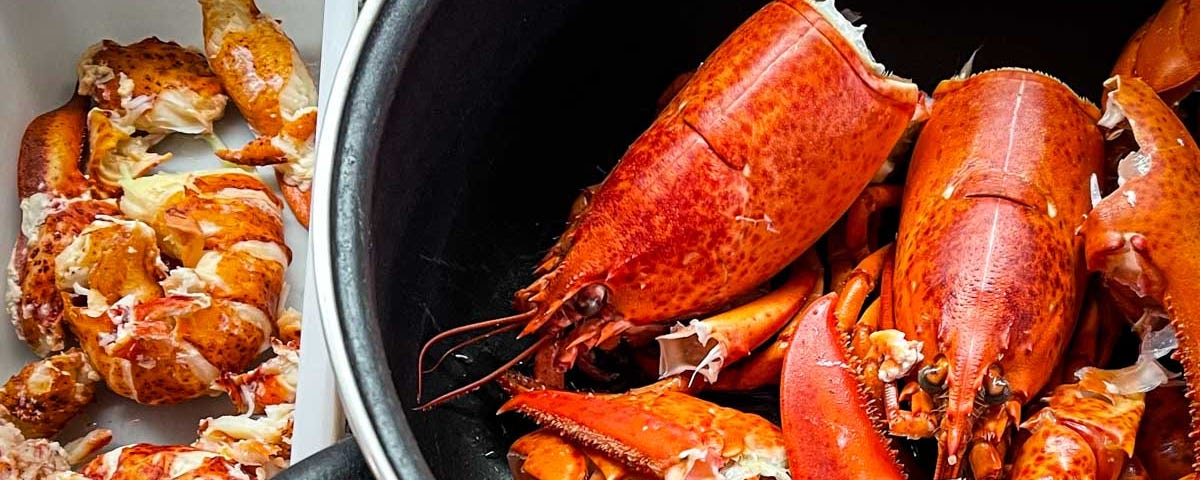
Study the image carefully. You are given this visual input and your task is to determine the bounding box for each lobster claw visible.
[499,380,788,480]
[780,293,906,479]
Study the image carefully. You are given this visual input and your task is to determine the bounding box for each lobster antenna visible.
[416,309,537,401]
[423,323,522,374]
[414,335,552,411]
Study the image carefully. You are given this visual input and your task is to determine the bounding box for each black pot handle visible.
[276,436,373,479]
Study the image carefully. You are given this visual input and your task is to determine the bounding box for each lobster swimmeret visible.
[418,0,920,409]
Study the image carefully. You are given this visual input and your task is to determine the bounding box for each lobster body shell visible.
[519,0,918,361]
[894,69,1104,477]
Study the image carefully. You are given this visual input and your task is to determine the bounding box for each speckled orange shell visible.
[893,69,1104,477]
[1079,75,1200,471]
[520,0,918,336]
[1112,0,1200,105]
[16,95,89,200]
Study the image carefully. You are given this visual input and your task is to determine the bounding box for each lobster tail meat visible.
[1080,74,1200,472]
[893,69,1104,478]
[780,293,906,479]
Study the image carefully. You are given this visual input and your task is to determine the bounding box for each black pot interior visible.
[335,0,1161,478]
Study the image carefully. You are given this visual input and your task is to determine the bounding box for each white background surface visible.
[0,0,344,462]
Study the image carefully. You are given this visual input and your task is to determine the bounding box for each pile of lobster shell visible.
[0,0,313,478]
[417,0,1200,479]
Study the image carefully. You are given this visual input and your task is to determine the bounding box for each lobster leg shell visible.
[655,252,822,386]
[1081,74,1200,473]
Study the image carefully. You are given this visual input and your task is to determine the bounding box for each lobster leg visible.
[828,185,903,289]
[656,252,822,386]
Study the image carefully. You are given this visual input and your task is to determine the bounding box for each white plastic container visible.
[0,0,349,467]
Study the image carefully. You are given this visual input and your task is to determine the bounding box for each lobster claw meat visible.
[77,37,229,197]
[780,293,906,479]
[499,379,789,480]
[1080,74,1200,472]
[1111,0,1200,106]
[892,68,1104,479]
[200,0,319,227]
[656,252,822,385]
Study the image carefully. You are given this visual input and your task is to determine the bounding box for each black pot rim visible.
[312,0,441,478]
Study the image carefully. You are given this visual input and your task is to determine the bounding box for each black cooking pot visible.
[287,0,1160,478]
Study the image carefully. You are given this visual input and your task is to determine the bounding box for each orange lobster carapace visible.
[890,69,1105,479]
[417,0,920,409]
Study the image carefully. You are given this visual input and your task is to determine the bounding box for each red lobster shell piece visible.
[893,69,1104,478]
[1009,366,1147,480]
[419,0,919,408]
[780,293,906,480]
[499,385,788,479]
[1112,0,1200,106]
[1080,74,1200,472]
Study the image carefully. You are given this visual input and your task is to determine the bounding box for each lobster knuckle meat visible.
[516,0,918,370]
[894,68,1104,477]
[780,293,906,480]
[200,0,318,226]
[10,199,121,357]
[1111,0,1200,105]
[499,387,788,480]
[0,349,100,439]
[217,339,299,415]
[1081,74,1200,471]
